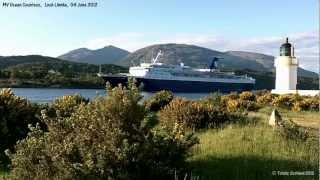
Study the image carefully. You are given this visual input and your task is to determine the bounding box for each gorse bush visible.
[292,96,319,112]
[214,91,318,112]
[8,81,197,180]
[159,98,245,131]
[271,94,319,112]
[254,89,270,96]
[292,100,310,112]
[225,92,239,100]
[160,98,215,130]
[239,91,255,101]
[218,92,260,112]
[144,90,174,111]
[308,96,320,110]
[220,92,239,104]
[226,99,240,112]
[205,92,223,106]
[47,94,89,118]
[0,89,40,167]
[256,93,277,106]
[271,94,295,109]
[238,100,260,112]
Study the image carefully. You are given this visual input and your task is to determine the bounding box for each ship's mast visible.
[152,50,163,64]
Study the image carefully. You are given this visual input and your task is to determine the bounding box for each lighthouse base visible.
[271,89,320,96]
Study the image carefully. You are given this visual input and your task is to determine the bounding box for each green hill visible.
[0,55,127,88]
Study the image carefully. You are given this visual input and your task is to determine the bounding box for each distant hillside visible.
[0,55,61,69]
[117,44,318,78]
[225,51,274,70]
[226,51,318,78]
[58,46,130,65]
[0,55,127,88]
[118,44,268,71]
[0,55,127,74]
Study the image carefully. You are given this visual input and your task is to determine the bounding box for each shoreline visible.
[0,85,105,90]
[0,78,105,89]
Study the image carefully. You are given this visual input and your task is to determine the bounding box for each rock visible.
[269,109,282,127]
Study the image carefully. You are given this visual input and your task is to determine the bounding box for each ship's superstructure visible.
[98,51,255,92]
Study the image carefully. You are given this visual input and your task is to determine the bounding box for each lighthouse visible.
[274,37,298,90]
[272,38,319,96]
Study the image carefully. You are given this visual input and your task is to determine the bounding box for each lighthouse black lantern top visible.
[280,37,292,56]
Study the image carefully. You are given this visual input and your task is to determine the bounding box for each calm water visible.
[12,88,210,103]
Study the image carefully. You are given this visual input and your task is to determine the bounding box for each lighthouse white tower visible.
[272,38,319,96]
[274,38,298,90]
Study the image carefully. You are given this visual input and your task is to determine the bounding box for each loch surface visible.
[11,88,210,103]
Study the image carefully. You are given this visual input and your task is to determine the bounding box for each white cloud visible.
[85,31,319,73]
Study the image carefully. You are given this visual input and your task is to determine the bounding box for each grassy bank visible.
[188,107,319,180]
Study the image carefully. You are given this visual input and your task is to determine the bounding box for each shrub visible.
[254,89,270,96]
[271,94,297,109]
[292,99,310,112]
[47,94,89,118]
[257,93,277,106]
[144,90,174,111]
[239,91,255,101]
[292,97,320,112]
[204,92,222,107]
[226,99,260,112]
[226,99,240,112]
[159,98,191,130]
[240,100,260,111]
[224,92,239,100]
[0,89,40,166]
[8,82,197,180]
[271,94,318,111]
[309,96,320,111]
[159,98,244,131]
[220,93,239,109]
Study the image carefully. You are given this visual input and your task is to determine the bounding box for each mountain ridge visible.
[225,50,317,78]
[10,43,316,78]
[117,43,317,78]
[58,46,130,65]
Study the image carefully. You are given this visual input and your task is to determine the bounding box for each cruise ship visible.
[98,51,255,93]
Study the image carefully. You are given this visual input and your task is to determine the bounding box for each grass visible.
[279,109,320,129]
[188,107,319,180]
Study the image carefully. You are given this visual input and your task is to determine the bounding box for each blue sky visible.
[0,0,319,72]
